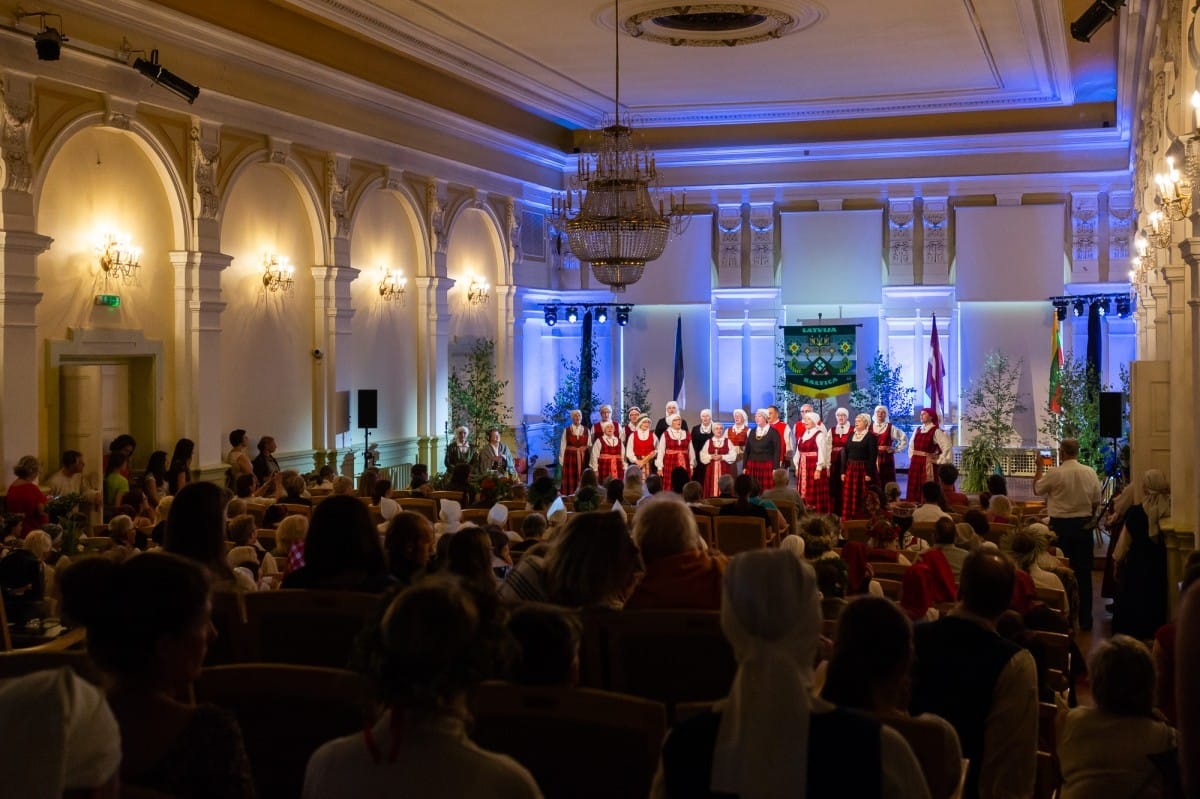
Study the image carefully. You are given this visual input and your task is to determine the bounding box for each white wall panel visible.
[955,205,1067,301]
[779,210,884,305]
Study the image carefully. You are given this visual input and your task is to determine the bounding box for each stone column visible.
[170,250,230,468]
[887,199,914,285]
[414,275,452,468]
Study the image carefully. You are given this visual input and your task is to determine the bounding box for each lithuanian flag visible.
[1049,312,1064,413]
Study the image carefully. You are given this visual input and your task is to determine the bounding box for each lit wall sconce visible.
[96,232,142,284]
[378,268,407,303]
[262,252,295,293]
[1154,156,1191,221]
[467,276,490,305]
[1147,210,1172,250]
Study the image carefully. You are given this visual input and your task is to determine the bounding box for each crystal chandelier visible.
[549,0,688,292]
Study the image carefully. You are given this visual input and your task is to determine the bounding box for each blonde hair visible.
[275,514,309,555]
[855,413,871,426]
[155,495,175,523]
[23,530,53,560]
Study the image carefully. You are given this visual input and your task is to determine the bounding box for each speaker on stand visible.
[1098,391,1124,485]
[358,389,378,471]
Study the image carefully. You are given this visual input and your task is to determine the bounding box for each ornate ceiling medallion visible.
[620,2,824,47]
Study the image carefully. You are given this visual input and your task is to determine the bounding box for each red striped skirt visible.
[798,453,831,514]
[906,453,935,501]
[841,460,870,520]
[561,446,588,495]
[661,451,690,482]
[597,454,624,485]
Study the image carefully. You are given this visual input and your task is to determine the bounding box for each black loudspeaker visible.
[1098,391,1123,439]
[358,389,378,429]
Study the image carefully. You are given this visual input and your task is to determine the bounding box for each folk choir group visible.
[558,402,954,520]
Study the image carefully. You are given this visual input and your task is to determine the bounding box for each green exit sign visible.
[94,294,121,307]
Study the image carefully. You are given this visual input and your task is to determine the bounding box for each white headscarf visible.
[780,534,806,561]
[439,499,462,534]
[711,550,821,799]
[0,667,121,798]
[1142,469,1170,540]
[486,502,509,527]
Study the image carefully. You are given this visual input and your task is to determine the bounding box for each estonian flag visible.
[673,315,686,409]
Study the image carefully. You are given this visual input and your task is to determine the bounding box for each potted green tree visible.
[959,351,1026,493]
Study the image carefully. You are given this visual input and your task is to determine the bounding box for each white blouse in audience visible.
[303,712,542,799]
[1057,707,1175,799]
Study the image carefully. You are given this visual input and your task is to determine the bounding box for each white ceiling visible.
[280,0,1085,129]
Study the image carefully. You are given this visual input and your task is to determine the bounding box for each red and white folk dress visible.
[591,432,625,484]
[559,424,590,495]
[699,435,738,498]
[794,427,832,514]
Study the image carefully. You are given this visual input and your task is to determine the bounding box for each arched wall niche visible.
[219,150,328,266]
[218,160,320,454]
[446,205,506,345]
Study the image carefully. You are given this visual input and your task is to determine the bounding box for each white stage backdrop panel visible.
[780,210,883,306]
[958,302,1052,447]
[620,215,714,305]
[623,305,712,417]
[955,205,1067,301]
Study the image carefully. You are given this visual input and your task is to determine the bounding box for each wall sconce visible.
[262,253,294,293]
[378,268,407,303]
[467,276,490,305]
[1147,210,1172,250]
[1130,232,1155,283]
[1154,156,1191,221]
[96,232,141,284]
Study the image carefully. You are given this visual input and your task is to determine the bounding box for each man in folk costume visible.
[444,426,475,472]
[767,405,792,467]
[593,404,621,444]
[655,401,688,438]
[656,414,695,481]
[743,409,781,491]
[691,408,715,485]
[624,407,641,441]
[699,421,739,498]
[559,409,591,495]
[590,421,625,485]
[626,415,658,474]
[828,407,852,516]
[872,405,908,486]
[793,411,833,514]
[906,408,952,502]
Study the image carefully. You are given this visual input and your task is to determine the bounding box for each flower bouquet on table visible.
[470,471,515,503]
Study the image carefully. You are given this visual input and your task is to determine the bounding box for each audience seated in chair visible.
[625,496,726,611]
[303,576,541,799]
[506,603,581,687]
[166,481,256,593]
[822,596,963,799]
[717,474,769,523]
[281,495,390,593]
[60,552,256,797]
[650,549,929,798]
[761,468,806,516]
[921,517,969,582]
[938,464,969,509]
[272,513,309,575]
[384,511,436,588]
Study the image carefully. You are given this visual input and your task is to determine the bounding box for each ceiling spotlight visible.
[1115,295,1131,318]
[595,305,608,324]
[1052,300,1068,321]
[1072,298,1086,317]
[566,306,579,324]
[18,12,67,61]
[1070,0,1125,43]
[616,305,631,326]
[132,49,200,104]
[544,305,558,327]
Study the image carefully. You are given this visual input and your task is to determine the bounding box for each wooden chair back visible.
[397,497,437,523]
[842,519,871,543]
[461,508,491,526]
[1032,630,1071,679]
[241,590,380,668]
[431,490,466,502]
[876,578,903,601]
[585,610,736,713]
[909,522,938,545]
[870,561,910,581]
[471,682,667,799]
[500,499,526,510]
[194,664,372,799]
[204,589,248,666]
[1035,751,1060,799]
[1034,586,1068,614]
[80,536,113,553]
[884,715,966,799]
[701,497,735,507]
[278,503,312,518]
[507,510,543,534]
[689,502,719,517]
[713,516,767,555]
[772,499,798,535]
[691,513,714,547]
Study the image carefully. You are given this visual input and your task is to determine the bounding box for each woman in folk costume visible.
[559,409,591,495]
[793,411,833,515]
[828,407,852,515]
[726,409,750,473]
[593,404,621,444]
[742,409,781,492]
[624,406,642,441]
[871,405,908,486]
[656,414,695,480]
[591,421,626,486]
[627,415,658,474]
[691,408,715,485]
[906,408,952,502]
[699,421,739,498]
[841,413,880,520]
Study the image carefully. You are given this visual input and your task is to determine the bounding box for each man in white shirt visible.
[1033,438,1101,630]
[45,450,102,518]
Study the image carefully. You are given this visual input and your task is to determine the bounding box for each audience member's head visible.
[814,559,846,599]
[717,474,735,497]
[103,452,125,478]
[920,481,946,509]
[506,604,580,687]
[938,464,960,488]
[933,517,957,546]
[772,469,789,488]
[228,514,257,547]
[385,512,436,584]
[274,514,308,555]
[107,515,135,547]
[959,550,1017,620]
[521,513,548,541]
[302,495,387,582]
[331,476,354,496]
[884,482,901,502]
[964,508,990,538]
[605,479,624,504]
[988,494,1013,519]
[681,481,703,504]
[281,472,306,499]
[165,481,234,580]
[822,596,912,711]
[1090,635,1156,717]
[446,525,496,592]
[22,530,53,562]
[574,485,601,513]
[545,512,640,607]
[228,429,246,449]
[233,473,256,499]
[61,553,211,690]
[145,450,168,479]
[670,467,690,494]
[528,476,559,511]
[633,497,701,563]
[644,474,663,496]
[733,474,753,500]
[986,473,1008,497]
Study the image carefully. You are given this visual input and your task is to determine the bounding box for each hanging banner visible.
[783,324,858,398]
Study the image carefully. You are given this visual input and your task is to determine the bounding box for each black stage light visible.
[1115,295,1131,318]
[1053,300,1068,321]
[1070,0,1125,43]
[1072,298,1086,317]
[544,305,558,326]
[616,305,631,326]
[19,12,67,61]
[595,305,608,324]
[133,49,200,104]
[566,306,578,324]
[1095,297,1110,317]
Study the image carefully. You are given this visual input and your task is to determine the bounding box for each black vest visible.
[660,707,883,798]
[910,615,1020,799]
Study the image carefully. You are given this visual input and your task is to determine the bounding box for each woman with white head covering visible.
[726,409,750,455]
[434,498,462,538]
[906,409,952,502]
[741,409,781,493]
[652,549,929,798]
[559,409,591,496]
[1111,469,1171,639]
[657,414,695,480]
[627,416,658,474]
[591,420,626,485]
[699,421,739,498]
[828,407,852,516]
[691,409,715,485]
[871,406,908,486]
[444,425,475,472]
[656,401,688,439]
[793,411,833,515]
